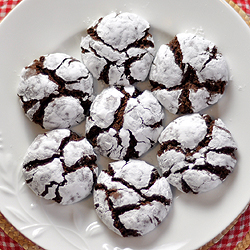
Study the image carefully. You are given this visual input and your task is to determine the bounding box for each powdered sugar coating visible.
[86,86,164,160]
[157,114,237,194]
[18,53,94,130]
[43,96,84,130]
[94,159,172,237]
[150,33,229,114]
[81,12,155,86]
[22,129,98,205]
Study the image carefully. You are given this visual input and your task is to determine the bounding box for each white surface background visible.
[0,0,250,249]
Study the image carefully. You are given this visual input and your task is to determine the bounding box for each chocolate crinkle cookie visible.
[22,129,98,205]
[157,113,237,194]
[149,33,229,114]
[17,53,94,130]
[80,12,155,86]
[94,159,172,237]
[86,85,164,160]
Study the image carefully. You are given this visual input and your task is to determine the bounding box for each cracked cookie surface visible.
[157,113,237,194]
[149,33,229,114]
[22,129,98,205]
[80,12,155,86]
[86,85,164,160]
[94,159,172,237]
[17,53,94,130]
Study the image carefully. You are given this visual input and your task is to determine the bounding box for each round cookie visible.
[94,159,172,237]
[157,113,237,194]
[17,53,94,130]
[86,85,164,160]
[22,129,98,205]
[80,12,155,86]
[149,33,229,114]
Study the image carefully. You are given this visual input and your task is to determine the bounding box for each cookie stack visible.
[17,12,237,237]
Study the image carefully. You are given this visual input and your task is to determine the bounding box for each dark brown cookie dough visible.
[149,33,229,114]
[17,53,94,130]
[22,129,98,205]
[85,85,164,160]
[94,159,172,237]
[157,113,237,194]
[81,12,155,86]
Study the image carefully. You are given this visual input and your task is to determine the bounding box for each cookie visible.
[157,113,237,194]
[22,129,98,205]
[86,85,164,160]
[17,53,94,130]
[81,12,155,86]
[150,33,229,114]
[94,159,172,237]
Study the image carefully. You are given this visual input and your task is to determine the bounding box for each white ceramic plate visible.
[0,0,250,249]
